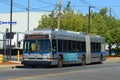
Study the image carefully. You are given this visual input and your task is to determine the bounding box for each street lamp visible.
[88,6,95,34]
[9,0,13,60]
[27,0,30,31]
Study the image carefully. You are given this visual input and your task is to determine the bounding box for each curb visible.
[0,64,23,69]
[0,57,120,69]
[0,61,22,69]
[104,57,120,63]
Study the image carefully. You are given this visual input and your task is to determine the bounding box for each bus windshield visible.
[23,39,51,53]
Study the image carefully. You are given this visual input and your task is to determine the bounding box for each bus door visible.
[52,39,57,54]
[85,34,91,64]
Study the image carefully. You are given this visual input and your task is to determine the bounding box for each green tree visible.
[91,8,120,55]
[37,4,120,56]
[38,11,57,28]
[37,1,88,32]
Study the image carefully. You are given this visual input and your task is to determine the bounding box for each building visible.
[0,12,50,49]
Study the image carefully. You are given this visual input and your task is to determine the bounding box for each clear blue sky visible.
[0,0,120,19]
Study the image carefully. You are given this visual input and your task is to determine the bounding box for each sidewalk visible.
[105,56,120,62]
[0,57,120,69]
[0,61,22,69]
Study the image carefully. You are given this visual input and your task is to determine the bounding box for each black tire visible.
[57,56,63,68]
[81,57,85,66]
[99,56,103,64]
[31,66,36,68]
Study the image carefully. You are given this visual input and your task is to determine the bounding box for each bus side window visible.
[52,39,57,53]
[74,47,79,52]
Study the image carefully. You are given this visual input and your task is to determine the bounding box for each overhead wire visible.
[111,10,120,19]
[37,0,56,6]
[78,0,119,19]
[0,0,27,10]
[0,0,120,19]
[79,0,91,6]
[0,0,56,12]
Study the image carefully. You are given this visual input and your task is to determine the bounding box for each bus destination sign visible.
[25,35,49,39]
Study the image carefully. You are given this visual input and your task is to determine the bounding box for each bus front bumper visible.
[21,60,52,66]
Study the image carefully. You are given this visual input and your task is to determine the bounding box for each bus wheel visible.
[57,56,63,68]
[99,56,103,64]
[81,57,85,66]
[31,66,36,68]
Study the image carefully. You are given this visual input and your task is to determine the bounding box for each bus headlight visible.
[47,58,53,61]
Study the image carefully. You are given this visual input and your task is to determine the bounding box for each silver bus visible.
[21,29,106,67]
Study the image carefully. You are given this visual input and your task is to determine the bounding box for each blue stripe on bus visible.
[57,52,85,54]
[100,52,106,54]
[23,51,106,55]
[56,52,85,61]
[91,52,106,54]
[23,52,50,54]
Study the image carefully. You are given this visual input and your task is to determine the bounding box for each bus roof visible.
[26,28,85,36]
[25,28,105,43]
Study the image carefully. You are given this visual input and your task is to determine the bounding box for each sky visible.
[0,0,120,19]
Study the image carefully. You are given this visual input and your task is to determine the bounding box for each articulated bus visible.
[21,29,106,67]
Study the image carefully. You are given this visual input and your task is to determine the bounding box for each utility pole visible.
[88,6,95,34]
[110,8,112,17]
[9,0,13,60]
[4,29,9,61]
[57,0,62,29]
[88,6,90,33]
[27,0,30,31]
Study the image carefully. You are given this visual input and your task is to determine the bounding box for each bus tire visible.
[31,66,36,68]
[81,57,85,66]
[99,55,103,64]
[57,56,63,68]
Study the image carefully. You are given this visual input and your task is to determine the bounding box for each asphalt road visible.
[0,61,120,80]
